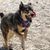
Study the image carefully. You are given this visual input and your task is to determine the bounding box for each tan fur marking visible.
[7,30,15,41]
[21,11,28,21]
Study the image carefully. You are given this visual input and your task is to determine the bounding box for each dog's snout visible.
[31,11,36,17]
[29,10,36,17]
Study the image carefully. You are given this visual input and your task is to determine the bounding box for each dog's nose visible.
[30,11,36,17]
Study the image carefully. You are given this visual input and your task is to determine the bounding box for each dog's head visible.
[19,2,36,27]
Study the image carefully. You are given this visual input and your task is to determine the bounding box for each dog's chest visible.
[17,25,25,32]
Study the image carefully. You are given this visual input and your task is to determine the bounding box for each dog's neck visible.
[15,10,24,24]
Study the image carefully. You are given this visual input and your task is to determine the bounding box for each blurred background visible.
[0,0,50,50]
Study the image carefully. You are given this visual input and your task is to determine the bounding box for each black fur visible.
[0,13,4,18]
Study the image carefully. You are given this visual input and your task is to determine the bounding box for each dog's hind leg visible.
[1,25,9,50]
[2,31,9,50]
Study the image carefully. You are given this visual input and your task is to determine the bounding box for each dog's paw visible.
[9,48,13,50]
[9,44,13,50]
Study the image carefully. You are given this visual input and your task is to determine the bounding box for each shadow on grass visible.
[0,47,13,50]
[0,47,8,50]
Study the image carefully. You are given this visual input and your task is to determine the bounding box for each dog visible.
[0,2,36,50]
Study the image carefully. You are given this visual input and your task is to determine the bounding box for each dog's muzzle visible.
[30,11,36,17]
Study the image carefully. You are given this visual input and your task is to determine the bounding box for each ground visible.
[0,0,50,50]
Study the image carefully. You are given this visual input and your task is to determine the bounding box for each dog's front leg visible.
[21,30,28,50]
[21,35,25,50]
[24,29,28,40]
[21,29,28,50]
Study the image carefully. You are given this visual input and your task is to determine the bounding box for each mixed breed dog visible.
[0,2,36,50]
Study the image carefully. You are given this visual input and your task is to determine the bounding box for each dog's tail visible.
[0,13,4,18]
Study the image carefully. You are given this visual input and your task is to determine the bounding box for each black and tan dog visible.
[0,2,36,50]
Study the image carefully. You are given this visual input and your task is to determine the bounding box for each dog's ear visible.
[19,2,24,10]
[28,3,32,5]
[21,2,23,5]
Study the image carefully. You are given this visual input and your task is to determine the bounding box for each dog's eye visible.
[24,11,29,14]
[26,10,29,13]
